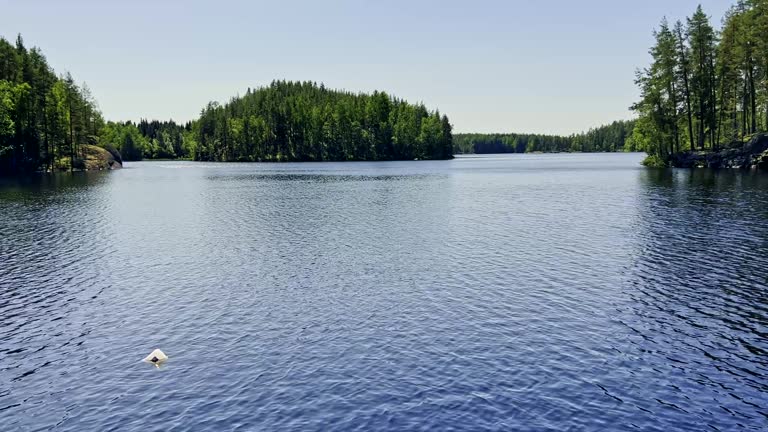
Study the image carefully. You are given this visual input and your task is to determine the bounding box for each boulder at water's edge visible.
[79,144,123,171]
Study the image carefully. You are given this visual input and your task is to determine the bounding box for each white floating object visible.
[143,349,168,366]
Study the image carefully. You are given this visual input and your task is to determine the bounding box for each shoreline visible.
[665,134,768,170]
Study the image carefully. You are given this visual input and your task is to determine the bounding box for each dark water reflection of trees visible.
[616,168,768,427]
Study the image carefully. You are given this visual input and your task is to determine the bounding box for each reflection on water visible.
[0,154,766,431]
[609,168,768,428]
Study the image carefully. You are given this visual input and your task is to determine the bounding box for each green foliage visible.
[453,120,635,154]
[191,81,453,162]
[100,121,149,161]
[136,119,195,159]
[1,36,453,171]
[641,154,668,167]
[0,80,23,156]
[624,115,655,152]
[634,1,768,158]
[0,35,104,173]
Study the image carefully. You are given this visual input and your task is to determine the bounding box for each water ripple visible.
[0,155,766,431]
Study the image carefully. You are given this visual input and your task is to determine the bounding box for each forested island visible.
[632,2,768,168]
[112,81,454,163]
[454,120,636,154]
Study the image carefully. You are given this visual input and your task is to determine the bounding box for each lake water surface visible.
[1,153,767,431]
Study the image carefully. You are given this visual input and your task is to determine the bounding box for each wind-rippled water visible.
[1,153,766,431]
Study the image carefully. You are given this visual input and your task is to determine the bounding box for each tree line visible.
[453,120,636,154]
[632,1,768,163]
[117,81,454,162]
[1,36,454,173]
[98,82,454,163]
[192,81,452,162]
[101,119,196,161]
[0,35,104,173]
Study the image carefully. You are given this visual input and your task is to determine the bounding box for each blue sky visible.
[0,0,730,134]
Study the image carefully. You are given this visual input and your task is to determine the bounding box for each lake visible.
[1,153,766,431]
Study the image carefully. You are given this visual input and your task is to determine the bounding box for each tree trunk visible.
[671,81,680,154]
[748,64,757,134]
[43,95,50,172]
[698,44,705,150]
[677,32,695,151]
[709,57,717,150]
[742,79,748,139]
[69,100,74,173]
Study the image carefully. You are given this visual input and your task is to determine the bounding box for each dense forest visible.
[193,81,453,162]
[14,0,768,173]
[633,1,768,164]
[103,119,196,161]
[0,35,104,173]
[0,36,453,173]
[118,82,454,162]
[453,120,636,154]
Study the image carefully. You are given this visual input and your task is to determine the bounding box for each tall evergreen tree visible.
[687,6,718,149]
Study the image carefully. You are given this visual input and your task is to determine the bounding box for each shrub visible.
[642,154,668,167]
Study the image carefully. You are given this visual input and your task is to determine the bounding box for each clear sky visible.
[0,0,730,135]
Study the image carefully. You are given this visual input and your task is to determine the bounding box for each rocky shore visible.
[670,134,768,170]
